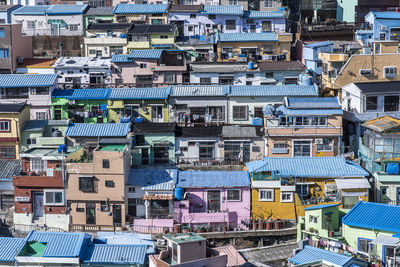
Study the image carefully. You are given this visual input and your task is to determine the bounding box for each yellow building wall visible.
[108,100,169,123]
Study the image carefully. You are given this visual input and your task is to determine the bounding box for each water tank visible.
[120,116,131,123]
[301,74,312,86]
[120,34,127,38]
[174,187,184,201]
[252,118,263,126]
[58,144,67,153]
[386,163,399,175]
[248,61,255,70]
[134,117,144,123]
[52,129,62,137]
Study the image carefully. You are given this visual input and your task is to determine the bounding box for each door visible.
[254,107,264,118]
[113,205,122,225]
[33,193,44,219]
[86,202,96,225]
[151,106,163,122]
[250,24,256,33]
[128,198,136,217]
[141,148,149,165]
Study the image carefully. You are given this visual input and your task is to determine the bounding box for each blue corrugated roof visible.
[25,231,89,258]
[0,238,25,261]
[284,109,344,116]
[96,232,155,254]
[304,41,333,49]
[52,89,111,100]
[12,5,49,15]
[0,74,57,88]
[342,201,400,233]
[176,171,250,188]
[46,4,87,15]
[229,85,318,97]
[369,11,400,19]
[244,10,285,18]
[113,4,167,14]
[65,123,130,137]
[110,54,131,63]
[289,246,352,266]
[127,169,176,191]
[245,157,368,178]
[287,97,341,109]
[128,49,164,59]
[82,244,147,264]
[202,5,243,15]
[356,30,373,35]
[110,87,170,99]
[171,85,229,96]
[304,204,340,211]
[217,32,277,42]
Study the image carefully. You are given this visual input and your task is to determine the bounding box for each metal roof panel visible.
[176,171,250,188]
[289,246,352,265]
[127,169,176,191]
[171,85,229,96]
[110,87,170,99]
[0,238,25,261]
[0,74,57,88]
[65,123,130,137]
[113,4,167,14]
[82,244,147,264]
[218,32,277,42]
[229,85,318,96]
[52,89,111,100]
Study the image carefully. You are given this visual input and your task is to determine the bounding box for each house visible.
[66,144,130,229]
[362,11,400,44]
[0,160,21,213]
[21,120,68,150]
[65,123,131,147]
[16,58,56,75]
[245,156,369,219]
[149,233,246,267]
[51,89,111,123]
[0,23,32,74]
[13,146,75,231]
[257,61,306,85]
[0,74,57,120]
[216,32,291,62]
[83,7,114,29]
[174,170,251,230]
[126,24,177,50]
[53,57,112,89]
[132,123,175,166]
[227,84,319,125]
[113,4,168,25]
[303,41,333,83]
[355,0,400,23]
[169,85,229,124]
[0,5,20,24]
[0,103,30,159]
[264,97,343,157]
[11,5,89,36]
[220,0,283,11]
[108,87,170,123]
[342,201,400,266]
[126,168,176,233]
[84,23,130,57]
[358,116,400,204]
[242,10,286,33]
[111,49,187,86]
[319,51,350,97]
[289,245,368,267]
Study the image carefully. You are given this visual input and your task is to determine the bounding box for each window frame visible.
[105,180,115,188]
[384,66,396,78]
[232,106,248,121]
[44,190,64,206]
[79,176,96,193]
[293,140,312,157]
[227,189,241,202]
[280,192,293,203]
[259,189,274,202]
[0,120,10,132]
[102,159,110,169]
[225,20,236,30]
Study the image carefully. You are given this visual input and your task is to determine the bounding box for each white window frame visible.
[44,189,65,206]
[280,192,293,203]
[30,158,47,172]
[206,189,222,212]
[0,121,9,131]
[292,139,312,157]
[259,189,274,202]
[226,189,241,202]
[384,66,397,78]
[232,105,248,121]
[36,112,48,120]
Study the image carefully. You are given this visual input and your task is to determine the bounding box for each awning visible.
[341,191,367,197]
[335,179,371,189]
[371,235,400,246]
[48,19,67,27]
[152,44,173,48]
[143,193,173,200]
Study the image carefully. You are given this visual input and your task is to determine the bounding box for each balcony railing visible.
[148,208,171,219]
[177,157,245,166]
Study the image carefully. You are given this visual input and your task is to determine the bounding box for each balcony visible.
[176,157,244,167]
[36,137,65,147]
[154,64,187,72]
[375,172,400,183]
[266,127,342,136]
[319,52,349,62]
[84,37,127,45]
[13,171,63,188]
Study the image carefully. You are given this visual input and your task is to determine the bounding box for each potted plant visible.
[181,225,191,233]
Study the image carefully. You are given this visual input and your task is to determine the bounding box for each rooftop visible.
[342,201,400,233]
[52,89,111,100]
[0,5,20,12]
[257,61,305,71]
[368,11,400,19]
[20,147,76,160]
[13,4,88,15]
[113,4,167,14]
[168,4,203,13]
[286,97,341,109]
[0,74,57,88]
[0,238,25,261]
[133,123,176,134]
[65,123,131,137]
[229,85,318,97]
[163,233,206,244]
[244,10,285,18]
[351,81,400,94]
[202,5,243,15]
[85,6,113,16]
[0,160,21,179]
[222,126,259,138]
[289,246,353,266]
[127,169,176,191]
[0,102,27,113]
[53,57,111,68]
[176,126,222,137]
[128,49,164,59]
[304,203,340,211]
[217,32,277,42]
[87,22,130,30]
[98,145,126,152]
[23,120,69,131]
[82,244,147,265]
[172,85,229,96]
[304,41,333,49]
[110,87,170,99]
[18,58,56,69]
[175,171,250,188]
[245,157,369,178]
[362,116,400,133]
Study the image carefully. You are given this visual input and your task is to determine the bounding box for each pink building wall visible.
[133,218,174,233]
[173,187,251,228]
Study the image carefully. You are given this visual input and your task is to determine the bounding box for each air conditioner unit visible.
[315,139,323,144]
[46,168,54,177]
[381,26,387,31]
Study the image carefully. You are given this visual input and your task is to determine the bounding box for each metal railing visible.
[177,157,245,166]
[69,224,122,232]
[12,224,66,233]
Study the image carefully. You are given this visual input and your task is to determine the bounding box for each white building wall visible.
[176,137,221,160]
[341,83,364,113]
[126,186,146,218]
[13,213,70,231]
[242,18,286,33]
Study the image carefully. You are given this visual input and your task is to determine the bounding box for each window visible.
[263,44,274,54]
[226,20,236,30]
[199,142,215,160]
[128,186,135,193]
[264,0,273,8]
[232,106,248,120]
[188,25,194,32]
[284,77,298,85]
[36,112,48,120]
[89,49,96,55]
[384,95,399,112]
[246,73,254,79]
[296,184,309,197]
[227,189,241,201]
[293,140,312,157]
[316,144,333,152]
[0,28,4,38]
[274,143,286,149]
[246,81,252,85]
[30,87,49,95]
[140,63,147,69]
[380,33,386,40]
[102,159,110,168]
[200,77,211,84]
[105,180,115,187]
[160,35,168,39]
[358,238,373,254]
[27,21,35,29]
[207,190,221,212]
[309,215,318,223]
[365,96,378,111]
[30,158,46,171]
[0,147,15,159]
[100,201,109,211]
[252,146,260,152]
[164,72,175,83]
[265,72,273,78]
[27,138,36,145]
[281,192,293,203]
[0,48,9,58]
[228,0,238,4]
[359,69,372,76]
[0,121,9,132]
[79,177,95,192]
[208,14,216,19]
[44,190,64,206]
[110,46,123,55]
[69,25,78,31]
[259,189,274,201]
[190,14,196,18]
[384,66,396,78]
